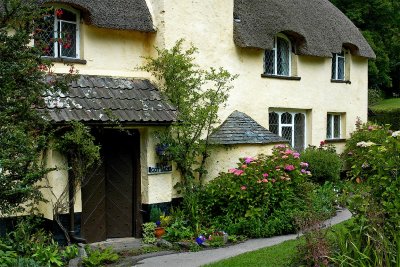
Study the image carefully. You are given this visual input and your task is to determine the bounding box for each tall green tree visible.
[330,0,400,95]
[141,40,237,188]
[0,0,73,215]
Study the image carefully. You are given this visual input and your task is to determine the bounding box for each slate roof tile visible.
[41,75,178,124]
[209,111,288,145]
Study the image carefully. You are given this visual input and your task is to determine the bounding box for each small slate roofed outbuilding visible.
[233,0,375,58]
[208,111,288,145]
[35,0,154,32]
[42,75,178,124]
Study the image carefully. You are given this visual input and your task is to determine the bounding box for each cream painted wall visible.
[153,0,368,148]
[204,144,276,182]
[50,24,155,79]
[38,148,82,220]
[141,127,174,204]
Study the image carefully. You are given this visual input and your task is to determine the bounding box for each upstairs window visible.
[326,113,341,139]
[36,7,80,59]
[264,35,291,76]
[331,51,345,81]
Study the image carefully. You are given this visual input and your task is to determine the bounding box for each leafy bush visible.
[301,144,342,184]
[82,247,119,267]
[164,217,194,242]
[198,145,313,237]
[334,122,400,265]
[142,222,157,244]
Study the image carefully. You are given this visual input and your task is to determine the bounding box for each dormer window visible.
[36,7,80,59]
[331,51,345,81]
[264,35,291,76]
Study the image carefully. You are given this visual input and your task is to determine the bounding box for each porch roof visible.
[41,75,178,124]
[209,110,288,145]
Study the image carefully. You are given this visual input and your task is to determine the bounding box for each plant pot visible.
[154,227,166,238]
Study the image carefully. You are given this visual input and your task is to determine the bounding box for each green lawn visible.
[203,219,352,267]
[370,98,400,112]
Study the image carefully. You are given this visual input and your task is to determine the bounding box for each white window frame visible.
[264,34,292,77]
[332,51,345,81]
[44,6,80,59]
[327,113,342,139]
[269,111,307,150]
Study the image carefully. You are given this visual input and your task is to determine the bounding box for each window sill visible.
[331,79,351,84]
[261,74,301,81]
[42,57,87,65]
[325,138,346,143]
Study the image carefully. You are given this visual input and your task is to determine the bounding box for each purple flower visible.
[244,157,254,164]
[301,169,306,174]
[293,152,300,159]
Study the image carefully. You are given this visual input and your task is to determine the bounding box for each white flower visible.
[392,131,400,137]
[356,141,375,147]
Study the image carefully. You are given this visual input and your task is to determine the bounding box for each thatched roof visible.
[40,0,154,31]
[233,0,375,58]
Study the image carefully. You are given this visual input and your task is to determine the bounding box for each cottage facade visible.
[5,0,375,242]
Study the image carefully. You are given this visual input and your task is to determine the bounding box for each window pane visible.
[281,112,292,124]
[334,115,341,138]
[35,13,55,57]
[294,113,305,151]
[331,55,337,79]
[337,57,345,80]
[277,37,290,76]
[282,126,292,145]
[60,22,77,58]
[269,112,279,134]
[264,50,275,75]
[327,114,332,139]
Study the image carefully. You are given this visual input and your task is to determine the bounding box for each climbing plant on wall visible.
[141,39,237,188]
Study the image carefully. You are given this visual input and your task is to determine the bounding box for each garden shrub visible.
[199,145,314,238]
[82,247,119,267]
[301,144,342,184]
[334,122,400,265]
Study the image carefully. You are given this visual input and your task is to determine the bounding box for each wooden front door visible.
[81,129,141,243]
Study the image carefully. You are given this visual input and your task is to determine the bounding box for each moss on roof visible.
[233,0,375,58]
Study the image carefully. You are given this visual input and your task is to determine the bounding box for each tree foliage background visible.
[330,0,400,95]
[0,0,74,215]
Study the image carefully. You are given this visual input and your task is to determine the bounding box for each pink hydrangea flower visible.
[228,168,237,173]
[263,173,269,177]
[301,169,306,174]
[284,164,295,171]
[244,157,254,164]
[234,169,244,176]
[271,179,276,183]
[257,180,262,183]
[284,149,293,155]
[300,162,309,168]
[306,171,311,176]
[262,178,268,183]
[282,155,289,159]
[293,152,300,159]
[240,185,247,190]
